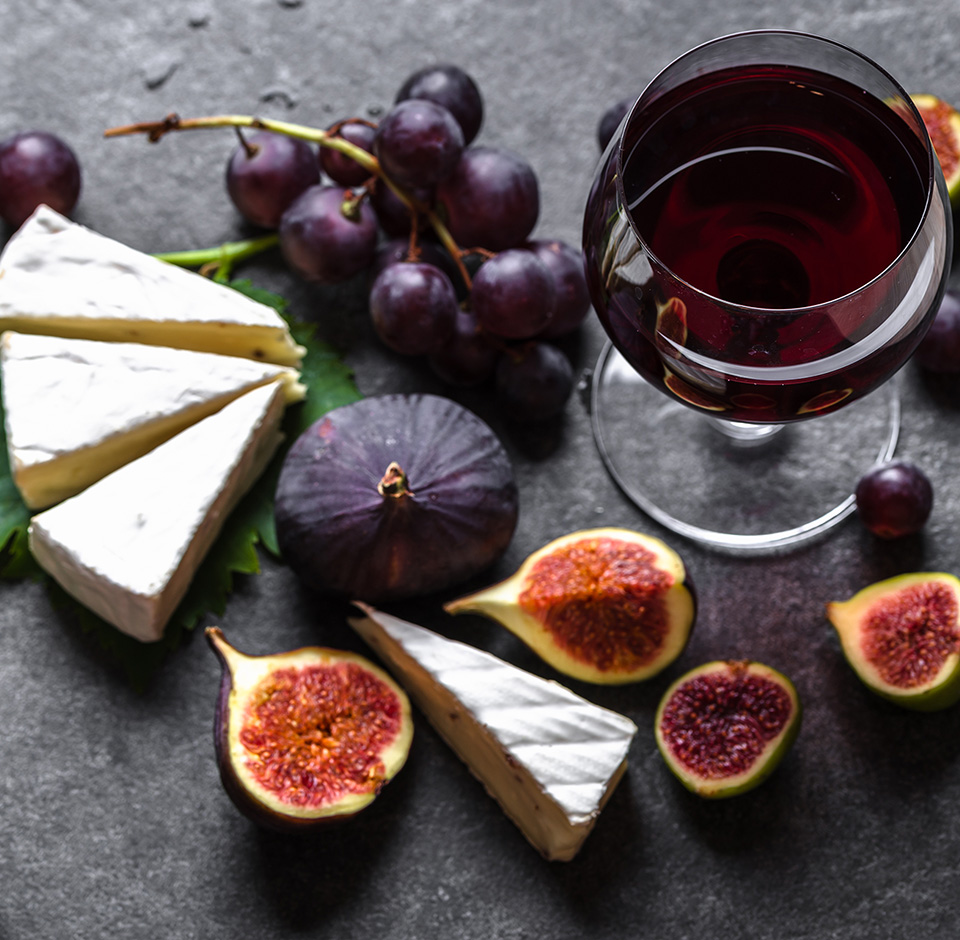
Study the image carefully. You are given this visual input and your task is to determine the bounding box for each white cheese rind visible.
[349,606,638,861]
[0,205,305,365]
[28,382,286,642]
[1,330,302,508]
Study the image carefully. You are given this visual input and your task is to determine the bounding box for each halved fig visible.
[206,627,413,829]
[912,94,960,207]
[275,393,519,602]
[826,572,960,711]
[444,527,696,684]
[655,660,801,798]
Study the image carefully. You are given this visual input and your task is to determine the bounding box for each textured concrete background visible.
[3,1,960,937]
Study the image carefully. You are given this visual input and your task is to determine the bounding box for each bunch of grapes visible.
[223,64,587,422]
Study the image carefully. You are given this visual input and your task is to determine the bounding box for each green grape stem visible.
[104,112,473,289]
[155,234,279,281]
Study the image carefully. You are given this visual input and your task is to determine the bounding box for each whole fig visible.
[275,394,519,602]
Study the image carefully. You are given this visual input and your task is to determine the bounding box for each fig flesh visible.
[274,393,519,602]
[655,660,801,799]
[912,93,960,207]
[827,572,960,711]
[444,527,696,684]
[206,627,413,829]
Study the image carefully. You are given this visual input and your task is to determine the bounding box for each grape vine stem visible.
[104,113,473,288]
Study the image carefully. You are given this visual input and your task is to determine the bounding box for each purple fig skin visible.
[274,394,519,602]
[206,628,412,831]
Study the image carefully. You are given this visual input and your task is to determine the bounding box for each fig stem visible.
[378,461,412,498]
[104,112,473,290]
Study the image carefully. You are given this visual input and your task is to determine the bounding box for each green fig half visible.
[207,627,413,829]
[444,527,696,684]
[827,572,960,711]
[655,660,802,799]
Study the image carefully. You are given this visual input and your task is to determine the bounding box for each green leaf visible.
[0,279,361,686]
[0,402,41,580]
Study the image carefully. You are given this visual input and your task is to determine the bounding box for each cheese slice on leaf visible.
[0,205,305,366]
[1,330,304,509]
[349,604,638,861]
[28,382,286,643]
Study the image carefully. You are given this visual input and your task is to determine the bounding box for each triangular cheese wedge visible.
[0,205,305,366]
[1,331,304,508]
[29,382,286,642]
[349,604,638,861]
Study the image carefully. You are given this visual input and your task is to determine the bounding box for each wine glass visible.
[582,29,953,552]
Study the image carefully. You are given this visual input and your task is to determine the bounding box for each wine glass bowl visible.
[583,30,952,551]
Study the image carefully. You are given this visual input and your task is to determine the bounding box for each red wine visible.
[586,63,941,422]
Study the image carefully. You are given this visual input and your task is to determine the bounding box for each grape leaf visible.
[0,280,361,687]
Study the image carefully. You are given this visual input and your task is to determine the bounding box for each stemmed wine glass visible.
[583,29,953,552]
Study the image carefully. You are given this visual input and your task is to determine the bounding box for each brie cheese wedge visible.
[0,205,305,366]
[29,382,286,643]
[1,330,304,508]
[349,604,638,861]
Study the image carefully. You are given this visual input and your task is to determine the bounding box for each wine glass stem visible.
[707,418,785,447]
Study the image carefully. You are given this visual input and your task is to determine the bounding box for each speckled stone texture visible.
[4,1,960,938]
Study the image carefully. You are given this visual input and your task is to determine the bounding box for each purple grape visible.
[495,341,574,422]
[471,249,557,339]
[396,64,484,145]
[226,131,319,229]
[597,97,633,151]
[428,308,499,387]
[914,291,960,373]
[279,184,378,284]
[526,239,591,337]
[369,261,458,356]
[855,460,933,539]
[320,121,377,187]
[374,99,464,189]
[0,130,81,228]
[436,146,539,251]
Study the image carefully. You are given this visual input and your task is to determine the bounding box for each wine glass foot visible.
[590,341,900,553]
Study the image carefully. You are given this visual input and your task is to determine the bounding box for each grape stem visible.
[155,233,279,281]
[104,112,473,289]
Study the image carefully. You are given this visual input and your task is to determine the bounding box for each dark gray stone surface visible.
[4,1,960,937]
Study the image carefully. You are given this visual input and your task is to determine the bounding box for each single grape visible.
[396,64,484,144]
[914,291,960,373]
[0,130,81,228]
[320,121,377,187]
[226,130,319,229]
[526,239,591,337]
[597,97,633,151]
[855,460,933,539]
[436,146,539,251]
[374,99,464,189]
[428,308,499,387]
[471,249,557,339]
[495,341,575,422]
[369,261,458,356]
[279,184,378,284]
